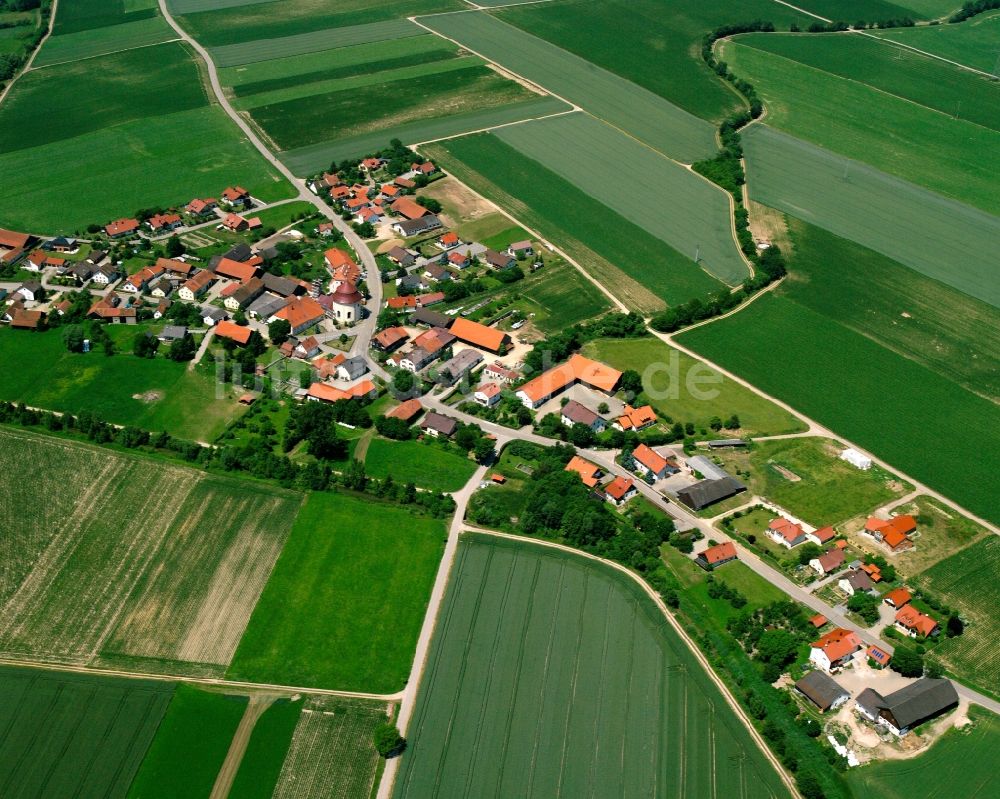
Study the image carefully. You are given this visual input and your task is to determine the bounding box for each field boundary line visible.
[409,107,579,146]
[0,0,58,109]
[856,29,1000,79]
[30,37,184,71]
[768,0,830,23]
[209,694,273,799]
[0,657,403,700]
[463,525,803,799]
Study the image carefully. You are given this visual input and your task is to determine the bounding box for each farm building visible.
[795,671,849,712]
[373,326,408,352]
[516,354,621,409]
[856,679,958,736]
[695,542,737,571]
[676,476,745,511]
[386,399,424,424]
[392,216,443,237]
[215,320,252,346]
[449,317,511,354]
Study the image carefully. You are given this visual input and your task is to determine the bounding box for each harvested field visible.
[418,10,717,163]
[0,665,172,799]
[918,538,1000,697]
[393,533,791,798]
[496,113,749,285]
[273,697,387,799]
[742,125,1000,308]
[425,135,723,310]
[0,429,299,673]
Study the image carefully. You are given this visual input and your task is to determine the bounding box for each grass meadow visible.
[0,328,247,441]
[518,260,612,333]
[918,537,1000,698]
[875,9,1000,72]
[127,685,247,799]
[495,114,749,285]
[249,63,536,150]
[742,125,1000,309]
[227,491,446,692]
[846,706,1000,799]
[0,666,172,799]
[363,438,477,493]
[420,10,717,164]
[733,33,1000,133]
[272,696,386,799]
[228,698,303,799]
[724,41,1000,216]
[393,534,790,798]
[177,0,462,48]
[498,0,811,123]
[425,135,723,312]
[0,428,300,674]
[677,294,1000,525]
[580,336,806,436]
[778,220,1000,401]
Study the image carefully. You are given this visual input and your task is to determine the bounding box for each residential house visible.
[306,379,376,403]
[88,295,135,324]
[325,247,359,275]
[484,361,520,385]
[14,282,43,302]
[411,160,436,175]
[809,628,862,673]
[221,186,251,207]
[224,277,265,311]
[185,197,217,216]
[807,525,837,547]
[422,263,451,283]
[391,215,442,237]
[274,296,326,335]
[560,399,605,432]
[449,317,511,354]
[483,249,516,270]
[394,176,416,190]
[386,246,415,268]
[122,264,165,294]
[632,443,673,481]
[213,257,259,283]
[222,213,249,232]
[867,646,892,668]
[420,412,458,439]
[795,671,850,712]
[894,605,938,638]
[91,264,122,285]
[336,356,369,382]
[768,518,808,549]
[515,354,621,408]
[203,307,227,327]
[564,455,602,488]
[447,250,470,269]
[604,475,638,507]
[379,184,400,201]
[883,588,913,609]
[105,218,140,238]
[361,156,385,172]
[179,270,216,300]
[388,295,417,312]
[865,515,916,553]
[147,213,182,233]
[507,240,534,258]
[148,278,175,299]
[614,404,657,432]
[838,568,876,597]
[474,382,502,408]
[41,236,75,253]
[435,348,482,385]
[856,679,958,736]
[386,399,423,424]
[437,231,459,250]
[696,541,738,571]
[356,206,380,226]
[25,250,64,272]
[810,548,846,576]
[373,326,408,352]
[158,325,187,342]
[312,353,345,380]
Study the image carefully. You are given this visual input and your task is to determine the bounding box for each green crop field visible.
[425,135,724,312]
[249,63,536,150]
[178,0,461,48]
[496,113,749,286]
[283,96,569,175]
[229,698,303,799]
[35,14,175,66]
[519,260,612,333]
[127,684,247,799]
[724,41,1000,217]
[0,43,207,152]
[363,438,477,493]
[53,0,157,36]
[419,10,718,164]
[497,0,811,122]
[0,428,300,674]
[776,220,1000,402]
[717,437,904,526]
[918,537,1000,696]
[580,336,806,436]
[0,328,248,440]
[875,10,1000,72]
[272,696,386,799]
[677,294,1000,525]
[732,33,1000,133]
[394,534,790,798]
[208,18,425,68]
[0,666,172,799]
[741,125,1000,308]
[846,706,1000,799]
[228,492,446,692]
[790,0,950,18]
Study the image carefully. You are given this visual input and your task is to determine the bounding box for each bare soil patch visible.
[133,390,163,402]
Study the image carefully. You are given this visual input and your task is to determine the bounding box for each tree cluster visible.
[727,599,813,682]
[950,0,1000,23]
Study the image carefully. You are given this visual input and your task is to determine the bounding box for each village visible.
[0,143,979,775]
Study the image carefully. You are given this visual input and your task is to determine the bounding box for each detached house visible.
[179,269,216,300]
[105,218,140,238]
[894,605,938,638]
[865,515,916,553]
[838,568,876,597]
[614,404,656,432]
[631,443,673,481]
[483,249,516,270]
[560,399,605,432]
[221,186,251,207]
[147,213,182,233]
[420,412,458,439]
[807,526,837,547]
[474,382,502,408]
[767,518,808,549]
[224,277,265,311]
[809,548,845,576]
[696,541,738,571]
[565,455,602,488]
[507,240,534,259]
[809,628,862,673]
[185,197,217,216]
[604,475,638,507]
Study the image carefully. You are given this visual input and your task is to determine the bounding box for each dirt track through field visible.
[210,694,275,799]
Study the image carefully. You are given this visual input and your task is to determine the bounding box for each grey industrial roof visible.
[795,670,849,711]
[676,476,745,511]
[685,455,730,482]
[858,679,958,731]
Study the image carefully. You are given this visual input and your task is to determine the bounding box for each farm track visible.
[0,0,57,109]
[209,694,274,799]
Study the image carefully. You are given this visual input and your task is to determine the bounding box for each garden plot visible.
[0,429,299,672]
[495,113,749,285]
[273,697,387,799]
